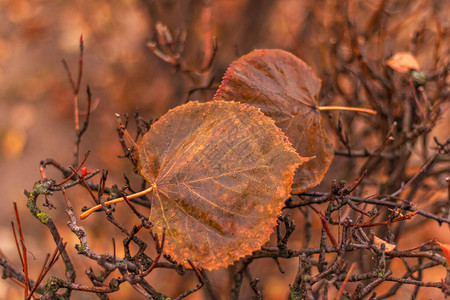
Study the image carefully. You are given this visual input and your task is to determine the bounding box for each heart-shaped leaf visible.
[135,100,305,269]
[214,49,334,193]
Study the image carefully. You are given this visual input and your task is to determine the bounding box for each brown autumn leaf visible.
[386,52,420,73]
[135,100,305,270]
[214,49,334,193]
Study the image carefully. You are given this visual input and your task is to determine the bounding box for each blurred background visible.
[0,0,448,299]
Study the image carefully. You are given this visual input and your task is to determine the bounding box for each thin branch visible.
[13,202,29,298]
[287,192,450,225]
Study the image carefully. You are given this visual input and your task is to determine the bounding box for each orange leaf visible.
[136,100,305,270]
[373,236,396,252]
[386,52,420,73]
[437,242,450,265]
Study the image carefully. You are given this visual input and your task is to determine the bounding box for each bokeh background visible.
[0,0,448,299]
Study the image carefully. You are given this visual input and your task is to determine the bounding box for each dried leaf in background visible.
[437,241,450,265]
[214,49,334,193]
[136,100,304,269]
[386,52,420,73]
[373,236,396,252]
